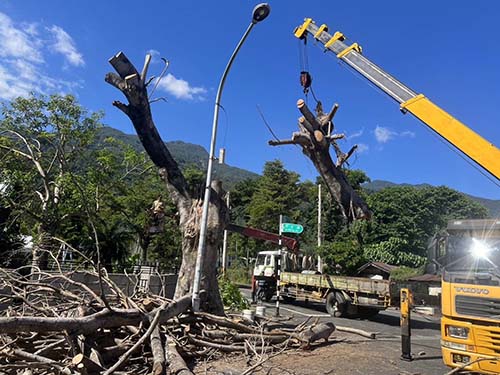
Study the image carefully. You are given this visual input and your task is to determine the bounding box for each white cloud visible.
[49,25,84,67]
[401,130,416,138]
[347,128,364,140]
[374,126,396,143]
[0,13,43,63]
[147,49,161,60]
[374,125,415,144]
[356,143,369,153]
[157,73,207,100]
[0,12,84,100]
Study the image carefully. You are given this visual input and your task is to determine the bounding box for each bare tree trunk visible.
[31,224,53,272]
[269,99,371,223]
[105,52,226,314]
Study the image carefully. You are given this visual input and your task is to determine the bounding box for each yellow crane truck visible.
[294,18,500,373]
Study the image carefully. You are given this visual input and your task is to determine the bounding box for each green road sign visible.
[281,223,303,234]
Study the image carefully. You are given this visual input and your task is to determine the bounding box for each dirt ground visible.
[191,331,446,375]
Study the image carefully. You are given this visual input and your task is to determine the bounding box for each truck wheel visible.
[282,295,295,303]
[326,291,347,317]
[256,288,266,302]
[265,291,274,302]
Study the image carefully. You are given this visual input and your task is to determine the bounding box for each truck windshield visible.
[256,255,266,266]
[445,236,500,273]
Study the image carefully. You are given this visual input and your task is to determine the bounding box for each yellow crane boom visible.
[294,18,500,180]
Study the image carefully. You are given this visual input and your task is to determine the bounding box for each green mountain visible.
[95,126,259,189]
[363,179,500,218]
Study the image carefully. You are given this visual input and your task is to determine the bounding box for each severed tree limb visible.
[140,54,152,86]
[336,326,377,339]
[102,294,193,375]
[150,324,165,375]
[72,353,104,374]
[103,299,171,375]
[0,307,143,334]
[336,145,358,167]
[0,294,192,334]
[187,335,245,352]
[1,348,72,374]
[165,334,193,375]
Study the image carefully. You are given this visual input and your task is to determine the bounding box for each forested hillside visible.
[95,127,258,189]
[0,95,493,274]
[364,180,500,217]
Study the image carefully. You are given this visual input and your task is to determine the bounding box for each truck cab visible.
[437,219,500,373]
[253,250,281,278]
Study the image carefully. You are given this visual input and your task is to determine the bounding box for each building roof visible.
[408,273,441,282]
[356,261,398,275]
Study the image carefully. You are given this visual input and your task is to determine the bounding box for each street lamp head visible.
[252,3,271,24]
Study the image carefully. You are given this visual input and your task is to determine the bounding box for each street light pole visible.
[192,4,271,312]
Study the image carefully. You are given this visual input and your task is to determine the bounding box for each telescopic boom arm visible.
[294,18,500,180]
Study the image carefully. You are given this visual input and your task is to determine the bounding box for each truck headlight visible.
[447,326,469,339]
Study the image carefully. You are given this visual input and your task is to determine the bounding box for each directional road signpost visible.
[281,223,304,234]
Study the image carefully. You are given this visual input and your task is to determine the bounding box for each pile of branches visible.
[0,258,339,375]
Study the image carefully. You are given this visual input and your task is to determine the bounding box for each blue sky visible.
[0,1,499,200]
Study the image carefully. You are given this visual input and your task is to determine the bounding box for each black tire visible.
[265,291,274,302]
[256,288,266,302]
[282,295,295,304]
[326,291,347,317]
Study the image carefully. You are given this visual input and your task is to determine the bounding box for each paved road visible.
[241,289,450,375]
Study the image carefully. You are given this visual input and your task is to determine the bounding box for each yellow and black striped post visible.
[400,288,413,361]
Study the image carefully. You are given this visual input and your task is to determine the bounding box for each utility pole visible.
[275,214,283,317]
[317,184,323,273]
[191,3,271,312]
[221,192,230,276]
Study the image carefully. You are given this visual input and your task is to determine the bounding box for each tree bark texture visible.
[0,293,192,334]
[269,99,371,223]
[105,52,226,314]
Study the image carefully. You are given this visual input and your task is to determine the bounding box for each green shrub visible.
[218,277,250,311]
[390,266,425,281]
[225,266,252,285]
[363,238,426,267]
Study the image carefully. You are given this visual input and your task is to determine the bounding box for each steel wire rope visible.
[256,105,317,179]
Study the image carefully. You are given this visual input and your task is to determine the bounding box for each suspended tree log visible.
[105,52,227,314]
[269,99,371,222]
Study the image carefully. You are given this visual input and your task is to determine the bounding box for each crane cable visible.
[298,38,312,98]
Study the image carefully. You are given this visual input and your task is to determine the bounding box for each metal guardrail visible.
[46,259,179,274]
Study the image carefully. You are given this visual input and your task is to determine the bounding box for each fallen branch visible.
[336,326,377,339]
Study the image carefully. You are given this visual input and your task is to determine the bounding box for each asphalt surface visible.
[240,288,450,375]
